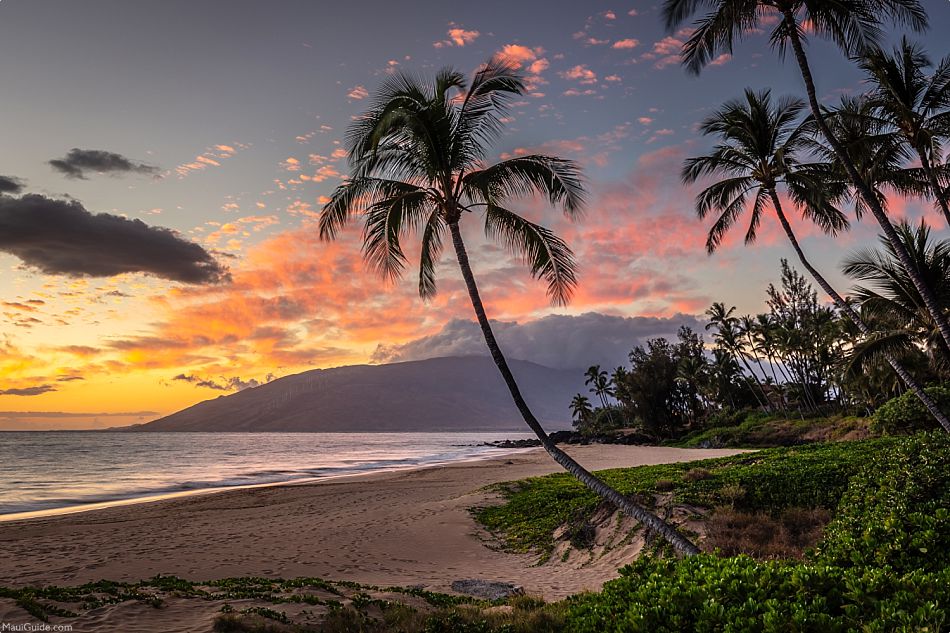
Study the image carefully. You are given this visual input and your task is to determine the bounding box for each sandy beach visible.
[0,444,739,601]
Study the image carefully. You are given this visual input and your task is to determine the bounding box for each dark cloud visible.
[0,384,56,396]
[49,148,160,179]
[173,373,275,391]
[0,175,25,195]
[0,194,229,283]
[56,375,85,382]
[372,312,706,370]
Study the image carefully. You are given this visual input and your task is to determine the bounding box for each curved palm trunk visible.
[916,145,950,227]
[736,351,773,413]
[768,190,950,432]
[781,10,950,356]
[447,221,701,556]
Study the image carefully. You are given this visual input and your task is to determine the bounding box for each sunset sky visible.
[1,0,949,429]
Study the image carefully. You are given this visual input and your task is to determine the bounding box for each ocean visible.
[0,431,536,517]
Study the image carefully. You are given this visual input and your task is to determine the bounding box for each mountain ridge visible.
[136,355,583,432]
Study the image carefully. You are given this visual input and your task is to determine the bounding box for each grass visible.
[472,437,897,560]
[673,412,872,448]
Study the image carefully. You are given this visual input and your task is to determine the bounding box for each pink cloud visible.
[560,64,597,84]
[612,38,639,49]
[435,26,480,48]
[347,85,369,100]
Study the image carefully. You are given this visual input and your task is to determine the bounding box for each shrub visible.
[816,432,950,574]
[872,386,950,435]
[566,555,950,633]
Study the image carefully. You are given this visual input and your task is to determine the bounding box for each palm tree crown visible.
[858,37,950,222]
[683,89,847,253]
[319,61,584,304]
[663,0,927,76]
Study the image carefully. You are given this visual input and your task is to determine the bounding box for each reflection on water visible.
[0,431,534,514]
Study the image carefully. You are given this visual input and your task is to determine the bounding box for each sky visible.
[1,0,949,429]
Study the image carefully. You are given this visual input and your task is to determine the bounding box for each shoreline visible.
[0,446,538,524]
[0,444,743,600]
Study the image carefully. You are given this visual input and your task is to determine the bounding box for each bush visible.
[817,432,950,574]
[566,555,950,633]
[564,433,950,632]
[872,386,950,435]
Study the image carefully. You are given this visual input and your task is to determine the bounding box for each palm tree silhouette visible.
[685,89,949,431]
[662,0,950,366]
[569,394,594,427]
[844,220,950,377]
[319,61,700,554]
[584,365,613,409]
[858,37,950,224]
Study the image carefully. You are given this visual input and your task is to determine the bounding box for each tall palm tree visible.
[859,38,950,224]
[318,62,700,555]
[685,89,950,431]
[662,0,950,361]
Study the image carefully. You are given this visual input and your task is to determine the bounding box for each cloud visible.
[0,384,56,396]
[434,26,479,48]
[176,143,246,178]
[172,373,274,391]
[347,85,369,100]
[0,175,25,195]
[372,312,705,370]
[49,149,159,180]
[560,64,598,84]
[0,194,229,283]
[612,38,639,49]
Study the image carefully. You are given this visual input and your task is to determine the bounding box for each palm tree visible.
[705,302,772,411]
[584,364,613,409]
[662,0,950,362]
[318,62,700,555]
[813,95,930,221]
[843,220,950,376]
[859,38,950,224]
[570,394,594,427]
[685,89,950,431]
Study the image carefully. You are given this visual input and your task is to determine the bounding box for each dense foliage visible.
[564,433,950,632]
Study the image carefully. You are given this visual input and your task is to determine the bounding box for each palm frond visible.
[463,155,586,218]
[483,205,578,305]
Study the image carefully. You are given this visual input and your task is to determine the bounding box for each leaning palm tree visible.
[685,89,950,431]
[318,62,700,555]
[662,0,950,360]
[859,38,950,224]
[584,365,613,409]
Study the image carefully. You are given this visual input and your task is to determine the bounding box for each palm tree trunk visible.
[916,144,950,227]
[737,351,773,413]
[768,189,950,432]
[447,221,701,555]
[781,10,950,356]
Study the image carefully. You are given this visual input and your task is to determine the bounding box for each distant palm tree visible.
[705,302,771,411]
[584,364,613,409]
[319,62,700,554]
[686,89,950,431]
[570,394,594,427]
[662,0,950,366]
[859,38,950,224]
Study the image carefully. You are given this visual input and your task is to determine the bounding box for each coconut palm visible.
[705,302,772,411]
[662,0,950,362]
[685,89,950,431]
[584,364,613,409]
[570,394,594,427]
[859,38,950,224]
[318,62,700,555]
[813,95,930,220]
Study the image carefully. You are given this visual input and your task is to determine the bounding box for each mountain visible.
[135,356,583,432]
